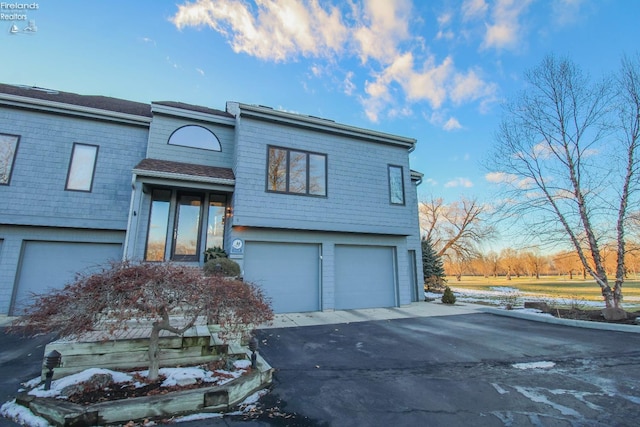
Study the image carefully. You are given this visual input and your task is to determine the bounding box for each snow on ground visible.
[28,368,134,398]
[426,286,608,310]
[0,400,50,427]
[26,363,251,400]
[2,363,260,426]
[512,361,556,370]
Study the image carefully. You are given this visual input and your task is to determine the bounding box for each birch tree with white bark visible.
[488,54,640,312]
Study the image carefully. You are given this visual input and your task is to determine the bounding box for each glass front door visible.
[144,189,227,262]
[172,193,203,261]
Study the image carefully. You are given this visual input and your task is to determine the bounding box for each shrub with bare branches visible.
[9,261,273,380]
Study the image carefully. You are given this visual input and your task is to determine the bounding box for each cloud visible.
[171,0,498,122]
[343,71,356,95]
[462,0,488,21]
[196,68,205,76]
[485,171,516,183]
[443,117,462,131]
[485,171,534,189]
[172,0,349,61]
[424,178,438,186]
[352,0,412,64]
[481,0,532,51]
[552,0,587,26]
[444,177,473,188]
[140,37,157,46]
[428,110,462,131]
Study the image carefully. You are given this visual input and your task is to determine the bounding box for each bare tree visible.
[488,54,640,310]
[419,196,495,264]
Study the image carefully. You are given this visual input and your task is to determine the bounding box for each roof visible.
[153,101,232,119]
[227,102,417,150]
[133,158,235,182]
[0,83,152,117]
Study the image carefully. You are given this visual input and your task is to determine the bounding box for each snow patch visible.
[491,383,510,395]
[233,359,251,370]
[489,286,520,293]
[0,399,51,427]
[512,361,556,370]
[28,368,133,398]
[173,412,224,422]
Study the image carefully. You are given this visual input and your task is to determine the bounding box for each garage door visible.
[335,245,396,310]
[243,242,320,313]
[11,241,122,315]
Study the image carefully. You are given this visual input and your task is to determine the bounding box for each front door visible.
[144,189,227,262]
[172,193,203,261]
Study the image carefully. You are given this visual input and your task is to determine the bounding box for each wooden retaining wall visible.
[42,325,245,379]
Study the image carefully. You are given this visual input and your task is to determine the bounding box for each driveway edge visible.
[479,306,640,333]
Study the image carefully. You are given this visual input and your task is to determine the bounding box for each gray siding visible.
[0,107,147,230]
[231,117,415,235]
[146,115,235,169]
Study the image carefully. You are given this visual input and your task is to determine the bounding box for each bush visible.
[10,261,273,380]
[204,246,228,262]
[441,286,457,304]
[204,257,241,277]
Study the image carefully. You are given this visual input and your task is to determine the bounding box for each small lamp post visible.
[249,336,259,369]
[43,350,62,391]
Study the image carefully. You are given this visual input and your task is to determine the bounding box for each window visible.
[388,165,405,205]
[267,146,327,196]
[0,133,20,185]
[168,125,221,151]
[144,189,227,262]
[172,193,203,261]
[66,143,98,191]
[206,196,226,251]
[145,189,171,261]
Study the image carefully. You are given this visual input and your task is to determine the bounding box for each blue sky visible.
[2,0,639,206]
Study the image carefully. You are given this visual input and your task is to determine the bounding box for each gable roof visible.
[153,101,232,119]
[0,83,152,117]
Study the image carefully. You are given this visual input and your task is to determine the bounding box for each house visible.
[0,83,424,316]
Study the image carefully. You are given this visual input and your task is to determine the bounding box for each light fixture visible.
[43,350,62,391]
[249,336,258,369]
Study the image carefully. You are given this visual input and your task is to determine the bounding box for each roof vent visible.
[308,115,335,123]
[12,84,59,94]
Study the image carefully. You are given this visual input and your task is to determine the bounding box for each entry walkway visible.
[263,301,482,329]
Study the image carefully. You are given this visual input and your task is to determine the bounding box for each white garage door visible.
[243,242,320,313]
[11,241,122,315]
[335,245,396,310]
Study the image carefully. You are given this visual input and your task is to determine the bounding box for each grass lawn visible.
[446,275,640,310]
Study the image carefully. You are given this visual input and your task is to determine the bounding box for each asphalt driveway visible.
[2,311,640,426]
[249,312,640,427]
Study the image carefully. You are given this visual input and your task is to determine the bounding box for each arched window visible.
[168,125,221,151]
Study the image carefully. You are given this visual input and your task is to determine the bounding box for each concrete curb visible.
[479,306,640,333]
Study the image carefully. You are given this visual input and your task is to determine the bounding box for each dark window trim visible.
[388,164,405,205]
[265,145,328,197]
[143,188,172,262]
[168,124,222,152]
[171,191,205,262]
[0,132,20,186]
[65,142,99,192]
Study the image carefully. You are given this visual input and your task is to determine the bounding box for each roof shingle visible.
[133,158,235,181]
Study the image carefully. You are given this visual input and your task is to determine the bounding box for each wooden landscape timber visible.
[20,360,273,426]
[41,324,245,380]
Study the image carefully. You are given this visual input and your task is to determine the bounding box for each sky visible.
[2,0,639,208]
